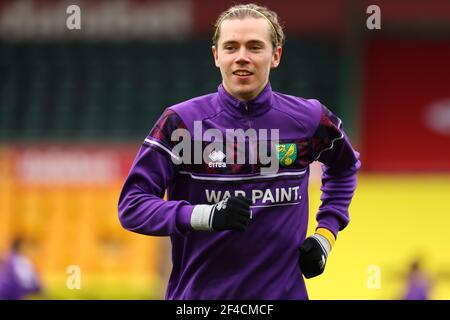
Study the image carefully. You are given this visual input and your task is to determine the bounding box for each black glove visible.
[211,196,252,232]
[190,196,252,232]
[299,235,330,279]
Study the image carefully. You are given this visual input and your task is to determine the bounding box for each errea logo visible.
[208,150,226,168]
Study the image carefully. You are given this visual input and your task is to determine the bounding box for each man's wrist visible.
[191,204,213,230]
[311,234,330,257]
[315,227,335,247]
[314,227,336,256]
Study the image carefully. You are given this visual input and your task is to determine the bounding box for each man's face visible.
[212,17,282,101]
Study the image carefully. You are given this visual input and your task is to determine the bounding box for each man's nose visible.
[235,47,250,64]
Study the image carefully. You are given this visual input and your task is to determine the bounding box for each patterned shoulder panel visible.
[309,105,344,162]
[147,108,186,149]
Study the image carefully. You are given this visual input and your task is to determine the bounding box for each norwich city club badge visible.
[276,143,297,166]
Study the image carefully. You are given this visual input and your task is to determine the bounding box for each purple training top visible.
[118,83,360,299]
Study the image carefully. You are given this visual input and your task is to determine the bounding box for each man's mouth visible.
[233,70,253,76]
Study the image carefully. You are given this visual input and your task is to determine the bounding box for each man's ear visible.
[271,46,282,69]
[212,45,220,68]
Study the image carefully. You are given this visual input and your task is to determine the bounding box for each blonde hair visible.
[212,3,285,49]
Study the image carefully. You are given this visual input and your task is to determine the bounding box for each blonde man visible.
[119,3,360,299]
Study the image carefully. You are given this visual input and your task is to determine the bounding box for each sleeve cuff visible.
[316,213,342,239]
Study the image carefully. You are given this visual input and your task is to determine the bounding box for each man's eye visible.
[251,46,262,50]
[224,46,235,50]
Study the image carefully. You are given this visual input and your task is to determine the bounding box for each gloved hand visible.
[299,230,333,279]
[191,196,252,232]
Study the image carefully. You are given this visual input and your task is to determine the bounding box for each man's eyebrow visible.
[247,40,265,45]
[221,40,238,46]
[221,40,266,46]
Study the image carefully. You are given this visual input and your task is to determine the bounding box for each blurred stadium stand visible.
[0,0,449,299]
[0,40,340,142]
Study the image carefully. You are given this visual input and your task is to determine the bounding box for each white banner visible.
[0,0,192,40]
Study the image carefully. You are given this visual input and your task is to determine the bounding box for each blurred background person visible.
[402,258,433,300]
[0,238,42,300]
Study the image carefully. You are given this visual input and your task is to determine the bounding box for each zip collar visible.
[217,82,273,118]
